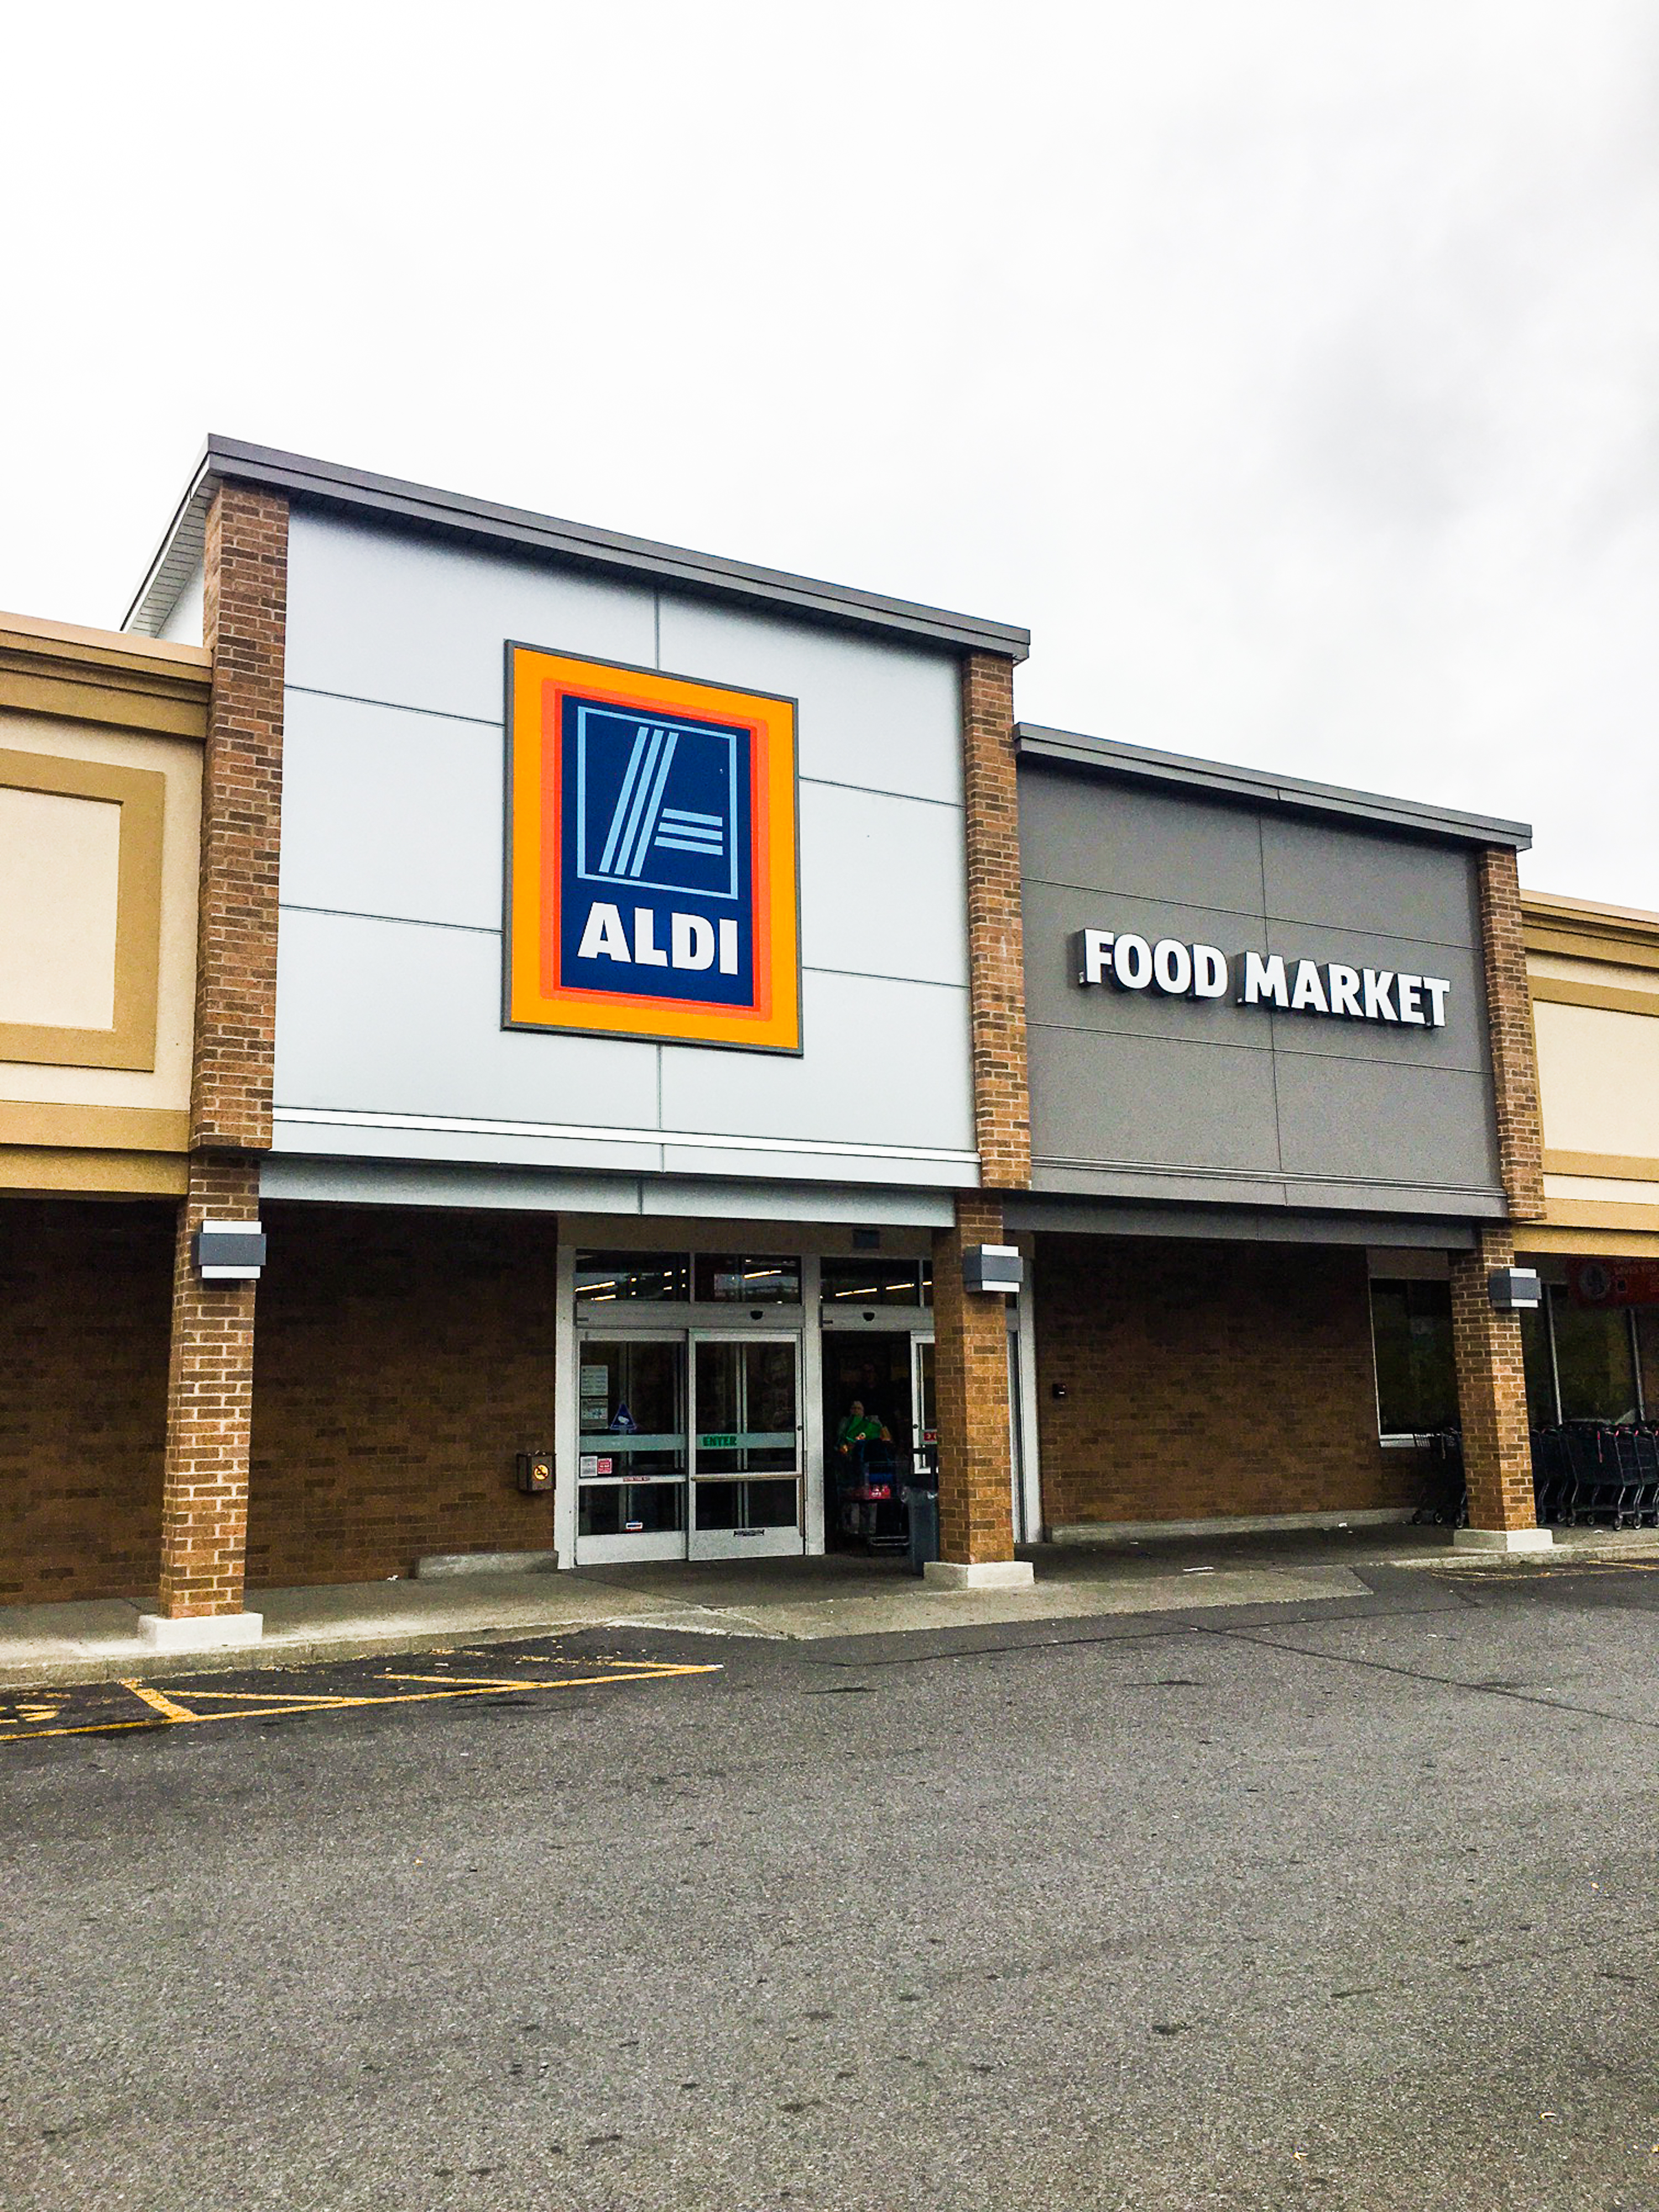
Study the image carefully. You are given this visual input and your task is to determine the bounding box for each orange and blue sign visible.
[505,646,800,1052]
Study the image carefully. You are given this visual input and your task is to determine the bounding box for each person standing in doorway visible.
[834,1399,887,1457]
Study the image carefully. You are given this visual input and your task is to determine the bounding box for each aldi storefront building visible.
[0,441,1568,1642]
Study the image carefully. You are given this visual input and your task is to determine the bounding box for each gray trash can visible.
[904,1485,940,1576]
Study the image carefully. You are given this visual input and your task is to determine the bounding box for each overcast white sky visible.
[4,2,1656,902]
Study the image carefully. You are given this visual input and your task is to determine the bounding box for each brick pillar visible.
[1451,1224,1543,1543]
[1454,848,1549,1548]
[192,484,287,1155]
[156,1156,262,1616]
[961,654,1031,1191]
[929,1193,1030,1585]
[148,482,287,1637]
[1478,846,1546,1223]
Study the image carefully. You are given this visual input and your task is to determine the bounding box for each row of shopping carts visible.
[1413,1424,1659,1530]
[1532,1424,1659,1528]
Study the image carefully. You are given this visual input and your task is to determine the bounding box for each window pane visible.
[579,1483,686,1537]
[821,1258,922,1306]
[692,1255,801,1303]
[575,1253,689,1305]
[1637,1307,1659,1418]
[1552,1293,1639,1423]
[693,1479,799,1531]
[577,1340,686,1475]
[693,1339,798,1473]
[1370,1280,1457,1434]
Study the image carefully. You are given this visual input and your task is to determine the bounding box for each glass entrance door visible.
[576,1335,687,1564]
[690,1334,804,1561]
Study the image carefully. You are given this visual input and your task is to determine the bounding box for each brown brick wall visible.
[961,654,1031,1191]
[247,1205,560,1587]
[0,1198,172,1604]
[1034,1234,1428,1526]
[932,1192,1019,1563]
[1451,1223,1537,1532]
[195,482,286,1153]
[157,1155,262,1616]
[1477,846,1546,1222]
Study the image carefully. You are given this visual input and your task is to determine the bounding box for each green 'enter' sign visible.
[698,1433,739,1449]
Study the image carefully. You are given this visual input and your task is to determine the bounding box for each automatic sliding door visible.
[691,1335,805,1561]
[576,1336,687,1564]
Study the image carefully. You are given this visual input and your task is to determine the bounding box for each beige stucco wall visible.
[1533,998,1659,1165]
[0,709,201,1115]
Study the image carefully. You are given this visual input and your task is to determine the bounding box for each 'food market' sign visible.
[1070,929,1451,1028]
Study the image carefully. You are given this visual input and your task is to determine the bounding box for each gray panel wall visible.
[274,511,976,1189]
[1020,765,1504,1217]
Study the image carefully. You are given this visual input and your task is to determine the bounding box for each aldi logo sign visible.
[506,646,800,1052]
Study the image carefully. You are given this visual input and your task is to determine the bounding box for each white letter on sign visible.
[1239,951,1288,1007]
[577,902,631,963]
[1152,938,1193,995]
[633,909,669,967]
[1113,933,1152,989]
[1362,969,1397,1021]
[1290,959,1329,1014]
[1075,930,1115,985]
[672,914,715,971]
[1192,946,1229,998]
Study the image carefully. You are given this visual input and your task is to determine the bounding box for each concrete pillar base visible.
[923,1559,1036,1592]
[137,1610,265,1652]
[1452,1527,1554,1555]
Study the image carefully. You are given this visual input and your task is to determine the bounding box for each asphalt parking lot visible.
[4,1559,1658,2212]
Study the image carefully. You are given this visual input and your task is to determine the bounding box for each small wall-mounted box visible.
[192,1219,267,1282]
[963,1244,1024,1296]
[1488,1267,1542,1312]
[516,1451,554,1494]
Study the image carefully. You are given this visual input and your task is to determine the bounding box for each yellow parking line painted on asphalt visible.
[377,1672,580,1688]
[0,1661,723,1746]
[155,1687,369,1703]
[121,1681,199,1723]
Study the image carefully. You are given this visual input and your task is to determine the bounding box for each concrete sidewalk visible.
[4,1522,1657,1688]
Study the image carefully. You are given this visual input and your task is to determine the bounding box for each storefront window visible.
[691,1255,800,1304]
[1551,1292,1639,1423]
[575,1253,690,1305]
[1637,1307,1659,1420]
[1370,1280,1457,1436]
[821,1259,927,1307]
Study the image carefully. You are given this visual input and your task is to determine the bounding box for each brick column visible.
[929,1197,1031,1588]
[1451,1224,1545,1545]
[156,1156,262,1617]
[1453,848,1549,1549]
[1477,846,1546,1223]
[961,654,1031,1191]
[147,482,288,1641]
[925,657,1035,1588]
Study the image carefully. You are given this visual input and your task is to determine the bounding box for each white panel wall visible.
[273,512,978,1189]
[284,513,656,718]
[158,560,205,646]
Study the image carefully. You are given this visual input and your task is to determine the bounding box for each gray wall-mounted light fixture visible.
[963,1244,1023,1295]
[1488,1266,1541,1312]
[192,1219,267,1282]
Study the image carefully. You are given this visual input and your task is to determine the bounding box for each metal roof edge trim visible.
[125,436,1030,658]
[1014,724,1531,852]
